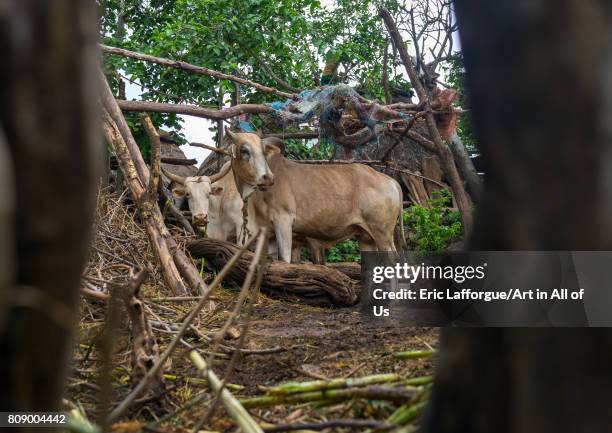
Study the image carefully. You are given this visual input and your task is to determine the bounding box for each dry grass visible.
[68,188,438,433]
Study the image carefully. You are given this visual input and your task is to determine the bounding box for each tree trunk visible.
[423,2,612,432]
[379,8,474,236]
[447,132,482,203]
[0,0,99,414]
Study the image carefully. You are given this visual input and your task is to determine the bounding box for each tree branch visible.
[101,44,298,100]
[251,52,302,93]
[117,99,273,120]
[380,7,474,236]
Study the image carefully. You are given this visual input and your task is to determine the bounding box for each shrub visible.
[403,189,462,252]
[326,239,361,263]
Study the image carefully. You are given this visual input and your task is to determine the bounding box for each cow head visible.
[163,167,228,228]
[225,130,279,191]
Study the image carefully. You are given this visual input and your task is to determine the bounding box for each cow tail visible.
[394,182,407,251]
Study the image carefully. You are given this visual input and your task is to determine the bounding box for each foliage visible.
[403,189,461,252]
[444,53,478,152]
[98,0,407,157]
[326,240,361,263]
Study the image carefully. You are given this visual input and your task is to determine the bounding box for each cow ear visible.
[211,186,223,196]
[264,143,281,156]
[172,186,185,198]
[262,136,285,155]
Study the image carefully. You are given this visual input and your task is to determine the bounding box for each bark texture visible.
[187,238,360,306]
[423,2,612,433]
[0,0,100,415]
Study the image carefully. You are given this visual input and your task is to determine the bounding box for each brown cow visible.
[227,131,404,263]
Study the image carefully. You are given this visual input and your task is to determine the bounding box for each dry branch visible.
[102,111,188,295]
[140,114,161,198]
[120,270,165,392]
[187,238,360,306]
[160,186,195,235]
[117,99,273,120]
[101,71,150,185]
[101,44,297,100]
[102,75,211,296]
[263,419,385,433]
[263,131,320,140]
[190,351,264,433]
[192,230,269,432]
[250,51,302,93]
[190,141,232,156]
[161,157,197,166]
[240,385,416,408]
[380,7,473,236]
[106,232,261,423]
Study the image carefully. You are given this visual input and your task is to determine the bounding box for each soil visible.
[234,296,438,392]
[72,192,438,432]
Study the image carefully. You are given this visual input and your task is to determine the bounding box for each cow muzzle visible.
[192,213,208,227]
[256,173,274,190]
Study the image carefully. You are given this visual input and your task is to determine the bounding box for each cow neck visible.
[231,159,257,200]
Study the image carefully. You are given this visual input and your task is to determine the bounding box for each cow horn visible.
[225,127,238,142]
[162,167,186,185]
[209,162,231,183]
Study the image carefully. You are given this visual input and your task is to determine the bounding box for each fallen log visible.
[326,262,361,281]
[187,238,360,306]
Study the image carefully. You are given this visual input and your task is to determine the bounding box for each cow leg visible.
[307,238,326,265]
[291,246,301,263]
[273,216,293,263]
[359,240,377,252]
[311,247,325,265]
[369,226,397,252]
[267,239,279,260]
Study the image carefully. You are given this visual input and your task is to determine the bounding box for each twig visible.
[343,363,366,379]
[159,186,195,235]
[264,373,404,395]
[263,131,319,140]
[395,350,436,360]
[190,351,264,433]
[190,142,232,156]
[372,164,448,189]
[263,419,387,433]
[105,230,261,423]
[192,230,268,432]
[240,385,417,408]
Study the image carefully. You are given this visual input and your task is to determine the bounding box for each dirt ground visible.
[236,297,438,392]
[70,192,438,432]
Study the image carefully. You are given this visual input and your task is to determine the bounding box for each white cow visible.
[165,161,328,263]
[163,163,243,241]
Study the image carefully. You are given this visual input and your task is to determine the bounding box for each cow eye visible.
[240,147,250,158]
